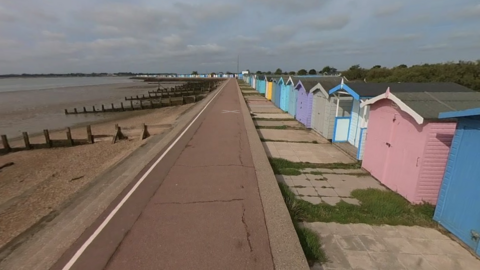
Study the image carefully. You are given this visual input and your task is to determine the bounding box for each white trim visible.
[360,92,424,125]
[310,83,329,97]
[335,93,340,117]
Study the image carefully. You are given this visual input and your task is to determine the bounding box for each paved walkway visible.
[53,79,275,270]
[305,222,480,270]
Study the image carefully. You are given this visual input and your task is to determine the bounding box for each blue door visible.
[434,119,480,255]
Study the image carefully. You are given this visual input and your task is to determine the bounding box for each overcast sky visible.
[0,0,479,74]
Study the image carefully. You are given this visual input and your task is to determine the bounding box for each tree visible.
[289,71,296,75]
[297,69,307,75]
[274,68,283,75]
[372,65,382,69]
[191,71,198,75]
[396,64,408,69]
[308,69,317,75]
[320,66,332,74]
[283,72,288,75]
[266,71,272,75]
[256,71,262,74]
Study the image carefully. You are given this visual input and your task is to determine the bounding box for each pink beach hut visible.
[360,83,480,204]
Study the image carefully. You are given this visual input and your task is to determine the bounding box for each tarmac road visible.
[51,78,274,270]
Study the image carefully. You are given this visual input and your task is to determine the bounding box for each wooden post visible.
[74,108,78,114]
[140,100,144,110]
[86,125,94,144]
[1,135,11,152]
[44,129,52,148]
[102,104,105,112]
[66,128,73,146]
[92,105,96,112]
[130,100,134,110]
[64,109,68,115]
[23,132,31,149]
[83,107,87,113]
[121,102,125,111]
[111,103,114,111]
[140,123,150,140]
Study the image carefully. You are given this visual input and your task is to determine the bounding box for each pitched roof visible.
[361,83,480,120]
[395,91,480,119]
[346,82,473,97]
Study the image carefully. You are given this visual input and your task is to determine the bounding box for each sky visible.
[0,0,479,74]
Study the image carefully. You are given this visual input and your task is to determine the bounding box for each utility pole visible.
[237,54,239,74]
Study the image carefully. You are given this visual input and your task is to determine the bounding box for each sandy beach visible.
[0,103,196,250]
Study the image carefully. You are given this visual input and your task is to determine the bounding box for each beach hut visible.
[328,80,387,160]
[280,76,290,112]
[310,77,346,140]
[257,75,266,94]
[266,77,273,100]
[361,83,480,204]
[434,107,480,256]
[287,77,301,117]
[274,77,284,109]
[294,79,320,128]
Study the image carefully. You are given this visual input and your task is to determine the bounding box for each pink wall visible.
[415,122,456,204]
[362,99,455,204]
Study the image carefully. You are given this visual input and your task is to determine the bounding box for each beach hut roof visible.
[361,83,480,124]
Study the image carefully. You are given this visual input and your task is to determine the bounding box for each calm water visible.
[0,77,159,139]
[0,77,134,93]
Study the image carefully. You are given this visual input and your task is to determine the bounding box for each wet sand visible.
[0,103,195,250]
[0,81,184,139]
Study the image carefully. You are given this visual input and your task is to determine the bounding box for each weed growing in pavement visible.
[269,158,361,171]
[278,182,436,227]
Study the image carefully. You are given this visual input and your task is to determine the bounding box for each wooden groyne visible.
[0,122,163,155]
[64,80,220,115]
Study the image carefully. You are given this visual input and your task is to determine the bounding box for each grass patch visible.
[295,224,328,265]
[276,168,302,175]
[253,118,297,121]
[269,157,361,172]
[278,182,436,227]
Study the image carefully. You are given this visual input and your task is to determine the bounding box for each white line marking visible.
[62,80,230,270]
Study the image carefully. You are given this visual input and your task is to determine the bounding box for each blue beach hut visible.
[287,77,300,117]
[434,106,480,257]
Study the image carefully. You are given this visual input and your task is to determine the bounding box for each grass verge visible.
[260,139,319,144]
[253,118,297,121]
[278,182,436,227]
[295,224,327,266]
[269,157,361,172]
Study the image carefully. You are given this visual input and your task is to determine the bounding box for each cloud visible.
[452,4,480,20]
[42,31,66,40]
[419,44,450,51]
[374,3,404,17]
[305,15,350,31]
[0,0,479,74]
[0,5,16,23]
[246,0,331,13]
[380,33,423,42]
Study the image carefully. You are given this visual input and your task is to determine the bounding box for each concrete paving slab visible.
[250,107,285,114]
[292,179,313,187]
[302,197,322,205]
[315,187,338,197]
[253,114,294,119]
[263,142,356,164]
[305,222,480,270]
[258,129,328,143]
[297,187,319,197]
[254,120,303,128]
[310,180,331,188]
[322,197,341,206]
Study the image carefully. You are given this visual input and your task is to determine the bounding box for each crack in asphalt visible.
[241,203,253,253]
[156,198,243,205]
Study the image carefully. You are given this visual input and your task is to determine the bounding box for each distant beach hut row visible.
[243,74,480,256]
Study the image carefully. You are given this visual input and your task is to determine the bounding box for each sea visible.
[0,77,153,139]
